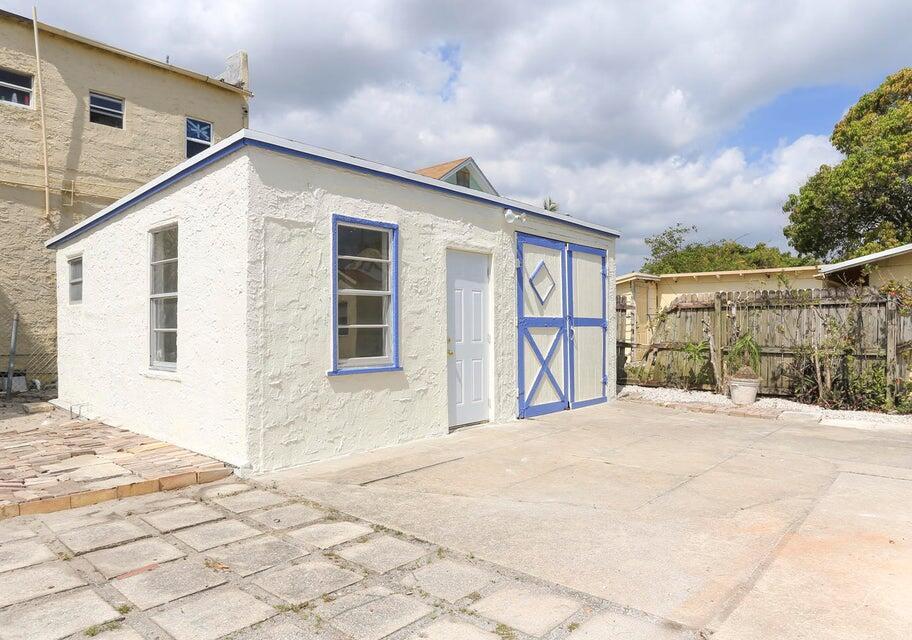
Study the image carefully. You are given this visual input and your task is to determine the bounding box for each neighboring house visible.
[820,243,912,287]
[45,130,619,472]
[0,9,251,384]
[617,266,822,353]
[414,157,499,195]
[618,243,912,353]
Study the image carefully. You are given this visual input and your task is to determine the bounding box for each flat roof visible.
[0,9,251,97]
[618,265,820,282]
[47,130,621,249]
[820,243,912,275]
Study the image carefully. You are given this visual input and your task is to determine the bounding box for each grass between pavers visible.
[495,623,517,640]
[84,621,121,637]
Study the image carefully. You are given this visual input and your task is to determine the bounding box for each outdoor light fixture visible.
[504,208,526,224]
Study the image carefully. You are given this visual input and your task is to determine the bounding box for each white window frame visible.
[89,91,125,128]
[149,224,178,370]
[185,117,213,158]
[67,256,83,304]
[0,67,33,109]
[330,215,400,374]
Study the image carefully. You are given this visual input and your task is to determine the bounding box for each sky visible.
[10,0,912,272]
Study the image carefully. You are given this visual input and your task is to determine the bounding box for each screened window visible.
[89,92,124,128]
[332,216,399,373]
[150,226,177,368]
[186,118,212,158]
[0,68,32,107]
[68,257,83,303]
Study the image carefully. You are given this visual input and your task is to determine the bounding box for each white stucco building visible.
[46,130,619,472]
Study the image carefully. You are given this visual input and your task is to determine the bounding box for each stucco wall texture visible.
[55,147,616,471]
[1,14,247,380]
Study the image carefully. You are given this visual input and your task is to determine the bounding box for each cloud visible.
[10,0,912,270]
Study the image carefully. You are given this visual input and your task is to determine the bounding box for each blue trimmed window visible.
[331,215,400,374]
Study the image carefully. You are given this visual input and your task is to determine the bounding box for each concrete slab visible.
[404,559,497,603]
[109,494,194,516]
[0,538,56,572]
[0,562,85,608]
[0,588,120,640]
[39,506,113,533]
[411,619,498,640]
[313,585,393,619]
[247,503,326,529]
[330,593,433,640]
[83,537,185,578]
[171,519,261,551]
[567,611,697,639]
[470,586,581,637]
[140,503,223,532]
[204,535,307,577]
[110,560,227,610]
[252,561,363,604]
[0,520,36,544]
[337,535,428,573]
[57,519,149,554]
[150,587,275,640]
[287,521,373,549]
[194,482,251,499]
[212,489,286,513]
[712,473,912,640]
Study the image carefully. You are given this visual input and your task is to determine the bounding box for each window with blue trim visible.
[333,217,398,372]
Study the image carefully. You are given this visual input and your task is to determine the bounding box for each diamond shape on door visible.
[529,260,556,304]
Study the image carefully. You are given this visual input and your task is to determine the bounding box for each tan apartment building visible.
[0,9,251,385]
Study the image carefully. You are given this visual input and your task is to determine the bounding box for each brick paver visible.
[0,406,231,517]
[0,478,626,640]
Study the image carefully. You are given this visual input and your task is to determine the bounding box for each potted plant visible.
[727,332,761,405]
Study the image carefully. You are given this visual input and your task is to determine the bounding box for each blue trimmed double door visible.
[517,233,607,418]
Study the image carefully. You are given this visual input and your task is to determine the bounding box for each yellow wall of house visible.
[618,269,823,355]
[0,15,247,380]
[866,255,912,288]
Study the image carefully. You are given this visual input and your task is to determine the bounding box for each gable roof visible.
[46,130,619,249]
[414,157,499,195]
[415,158,469,180]
[0,9,251,97]
[820,243,912,276]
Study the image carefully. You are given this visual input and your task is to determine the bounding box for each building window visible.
[186,118,212,158]
[150,225,178,368]
[68,257,83,303]
[0,68,32,106]
[455,167,470,187]
[331,215,399,374]
[89,92,124,128]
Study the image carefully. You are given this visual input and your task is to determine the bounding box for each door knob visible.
[447,349,455,356]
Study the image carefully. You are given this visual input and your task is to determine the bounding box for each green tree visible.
[641,223,810,275]
[543,197,559,212]
[783,69,912,260]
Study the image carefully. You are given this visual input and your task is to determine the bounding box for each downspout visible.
[32,7,51,225]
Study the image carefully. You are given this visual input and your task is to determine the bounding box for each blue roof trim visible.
[243,138,618,240]
[47,130,620,249]
[46,139,247,249]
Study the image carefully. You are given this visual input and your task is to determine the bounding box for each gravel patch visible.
[619,385,912,429]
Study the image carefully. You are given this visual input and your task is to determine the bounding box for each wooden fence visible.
[615,288,912,398]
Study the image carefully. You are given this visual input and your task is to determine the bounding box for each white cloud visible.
[10,0,911,269]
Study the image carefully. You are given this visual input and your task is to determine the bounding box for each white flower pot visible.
[729,378,760,405]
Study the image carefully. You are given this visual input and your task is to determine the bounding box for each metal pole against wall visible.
[5,313,19,400]
[32,6,51,223]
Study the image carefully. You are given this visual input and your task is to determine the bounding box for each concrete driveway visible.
[263,400,912,639]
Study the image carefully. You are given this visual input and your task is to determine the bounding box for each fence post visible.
[712,293,723,391]
[886,297,897,409]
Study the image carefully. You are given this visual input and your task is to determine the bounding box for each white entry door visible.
[446,250,490,427]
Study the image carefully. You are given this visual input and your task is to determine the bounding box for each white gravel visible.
[618,384,912,429]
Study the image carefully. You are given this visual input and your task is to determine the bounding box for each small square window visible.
[68,257,83,303]
[0,68,32,107]
[186,118,212,158]
[89,92,124,128]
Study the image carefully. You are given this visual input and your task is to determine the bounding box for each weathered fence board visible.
[619,287,910,397]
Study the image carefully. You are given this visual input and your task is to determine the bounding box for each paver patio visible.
[0,404,231,517]
[0,400,909,639]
